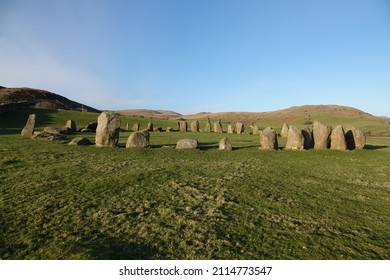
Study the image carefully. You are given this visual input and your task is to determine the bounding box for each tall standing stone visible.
[313,121,332,149]
[205,118,212,132]
[132,123,140,131]
[330,125,347,151]
[214,119,223,133]
[65,120,76,132]
[227,123,235,134]
[260,129,278,150]
[147,122,153,132]
[21,114,36,137]
[191,121,199,132]
[280,123,289,137]
[285,125,304,150]
[345,127,366,150]
[179,121,188,132]
[95,112,120,147]
[251,124,260,135]
[302,128,314,150]
[126,131,150,148]
[126,123,130,131]
[236,122,244,134]
[219,137,233,151]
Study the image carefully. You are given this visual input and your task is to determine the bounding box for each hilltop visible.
[0,87,100,113]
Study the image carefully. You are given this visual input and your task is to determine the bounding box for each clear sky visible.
[1,0,389,115]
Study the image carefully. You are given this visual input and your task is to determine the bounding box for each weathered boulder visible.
[191,121,199,132]
[176,138,198,149]
[205,118,212,132]
[227,123,235,134]
[166,127,173,132]
[147,122,153,132]
[126,131,150,148]
[21,114,36,137]
[251,124,260,135]
[330,125,347,150]
[302,128,314,150]
[345,127,366,150]
[280,123,289,137]
[43,127,67,135]
[236,122,244,134]
[179,121,188,132]
[86,122,98,132]
[131,123,139,131]
[260,129,278,150]
[214,120,223,133]
[95,112,120,147]
[313,121,332,149]
[80,128,93,133]
[285,125,304,150]
[68,137,91,145]
[32,132,67,141]
[219,137,232,151]
[65,120,76,132]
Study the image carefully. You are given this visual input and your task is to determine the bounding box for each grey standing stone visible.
[285,125,304,150]
[214,119,223,133]
[147,122,153,132]
[236,122,244,134]
[191,121,199,132]
[330,125,347,151]
[132,123,140,131]
[227,123,235,134]
[260,129,278,150]
[95,112,121,147]
[313,121,332,149]
[21,114,36,137]
[205,118,212,132]
[126,131,150,148]
[179,121,188,132]
[176,139,198,149]
[345,127,366,150]
[66,120,76,132]
[281,123,289,137]
[251,124,260,135]
[219,137,233,151]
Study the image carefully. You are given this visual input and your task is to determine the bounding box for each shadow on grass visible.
[87,236,157,260]
[364,145,390,150]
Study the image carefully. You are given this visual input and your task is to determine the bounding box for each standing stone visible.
[191,121,199,132]
[179,121,188,132]
[313,121,332,149]
[65,120,76,132]
[176,139,198,149]
[345,127,366,150]
[251,124,260,135]
[95,112,120,147]
[132,123,140,131]
[126,123,130,131]
[227,123,235,134]
[330,125,347,151]
[302,128,314,150]
[21,114,36,137]
[285,125,304,150]
[126,131,150,148]
[205,118,212,132]
[236,122,244,134]
[260,129,278,150]
[86,122,98,132]
[214,119,223,133]
[219,137,233,151]
[281,123,289,137]
[147,122,153,131]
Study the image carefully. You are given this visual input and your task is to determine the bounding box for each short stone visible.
[176,138,198,149]
[126,131,150,148]
[68,137,91,145]
[219,137,233,151]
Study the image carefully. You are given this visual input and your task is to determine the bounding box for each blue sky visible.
[1,0,389,115]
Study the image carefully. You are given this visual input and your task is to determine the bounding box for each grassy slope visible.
[0,108,389,260]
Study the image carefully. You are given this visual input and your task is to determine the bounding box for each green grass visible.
[0,109,389,259]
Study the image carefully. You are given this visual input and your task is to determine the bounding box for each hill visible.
[0,87,100,113]
[116,109,182,119]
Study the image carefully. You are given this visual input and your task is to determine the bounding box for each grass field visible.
[0,109,389,259]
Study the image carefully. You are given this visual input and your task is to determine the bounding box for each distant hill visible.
[117,109,182,120]
[0,87,100,113]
